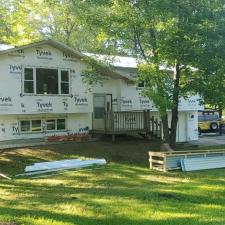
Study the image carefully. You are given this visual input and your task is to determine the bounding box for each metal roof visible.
[84,53,138,69]
[0,44,13,51]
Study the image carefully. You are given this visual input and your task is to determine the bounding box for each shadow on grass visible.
[1,204,222,225]
[0,163,225,224]
[0,137,161,175]
[1,137,225,225]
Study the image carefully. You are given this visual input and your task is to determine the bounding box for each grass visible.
[0,137,225,225]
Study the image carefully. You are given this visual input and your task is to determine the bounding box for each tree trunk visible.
[218,105,223,136]
[170,61,181,149]
[161,114,170,144]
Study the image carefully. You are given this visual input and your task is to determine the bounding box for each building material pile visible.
[16,158,106,177]
[149,149,225,172]
[181,156,225,171]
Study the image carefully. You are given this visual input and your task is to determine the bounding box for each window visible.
[137,81,145,88]
[20,120,30,132]
[46,119,66,131]
[24,68,34,93]
[20,119,66,132]
[20,120,42,132]
[57,119,66,130]
[94,95,105,119]
[31,120,42,132]
[23,67,70,95]
[46,120,56,130]
[36,68,58,94]
[60,70,69,94]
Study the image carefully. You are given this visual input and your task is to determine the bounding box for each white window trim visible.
[20,119,42,133]
[19,118,67,133]
[60,69,70,95]
[46,118,67,132]
[22,66,71,96]
[23,67,35,95]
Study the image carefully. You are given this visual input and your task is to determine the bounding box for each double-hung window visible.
[60,70,69,94]
[24,68,34,94]
[23,67,70,95]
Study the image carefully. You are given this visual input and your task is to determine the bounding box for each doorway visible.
[93,94,112,130]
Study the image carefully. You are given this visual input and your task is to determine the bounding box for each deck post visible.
[104,112,107,133]
[149,152,153,169]
[143,110,148,132]
[112,134,115,142]
[156,118,158,137]
[92,112,94,131]
[110,111,114,132]
[151,116,154,134]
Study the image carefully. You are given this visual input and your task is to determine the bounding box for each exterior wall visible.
[0,113,91,141]
[0,44,94,141]
[0,45,92,115]
[0,43,201,142]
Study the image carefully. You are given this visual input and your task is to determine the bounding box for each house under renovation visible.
[0,39,203,143]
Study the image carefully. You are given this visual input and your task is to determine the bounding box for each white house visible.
[0,39,202,143]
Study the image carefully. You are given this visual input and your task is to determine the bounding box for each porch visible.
[91,110,162,141]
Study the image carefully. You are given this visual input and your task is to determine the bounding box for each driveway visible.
[189,134,225,146]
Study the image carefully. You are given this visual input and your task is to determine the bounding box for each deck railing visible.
[94,110,162,139]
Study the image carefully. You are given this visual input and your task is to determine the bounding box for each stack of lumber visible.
[149,149,225,172]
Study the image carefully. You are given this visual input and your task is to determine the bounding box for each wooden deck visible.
[92,110,162,140]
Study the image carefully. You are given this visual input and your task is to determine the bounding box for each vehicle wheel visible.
[198,128,202,136]
[210,123,218,130]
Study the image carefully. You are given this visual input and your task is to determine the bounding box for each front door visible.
[93,94,112,130]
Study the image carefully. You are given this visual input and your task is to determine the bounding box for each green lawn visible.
[0,138,225,225]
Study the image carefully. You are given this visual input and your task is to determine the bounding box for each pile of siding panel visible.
[181,156,225,171]
[16,158,107,177]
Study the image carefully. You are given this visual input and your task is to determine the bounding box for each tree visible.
[0,0,42,45]
[0,0,108,52]
[188,3,225,134]
[83,0,222,148]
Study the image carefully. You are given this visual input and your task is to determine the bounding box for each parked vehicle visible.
[198,110,222,135]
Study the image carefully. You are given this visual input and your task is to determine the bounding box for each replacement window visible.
[46,119,66,131]
[36,68,58,94]
[20,120,42,132]
[23,67,70,95]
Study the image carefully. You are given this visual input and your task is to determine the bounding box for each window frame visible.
[22,66,70,96]
[20,119,42,133]
[46,118,66,132]
[19,118,67,133]
[23,67,36,95]
[60,69,70,95]
[137,81,145,89]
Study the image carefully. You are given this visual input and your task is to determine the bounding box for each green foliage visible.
[81,57,105,89]
[0,0,41,45]
[0,0,111,51]
[138,63,174,116]
[83,0,225,146]
[188,2,225,113]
